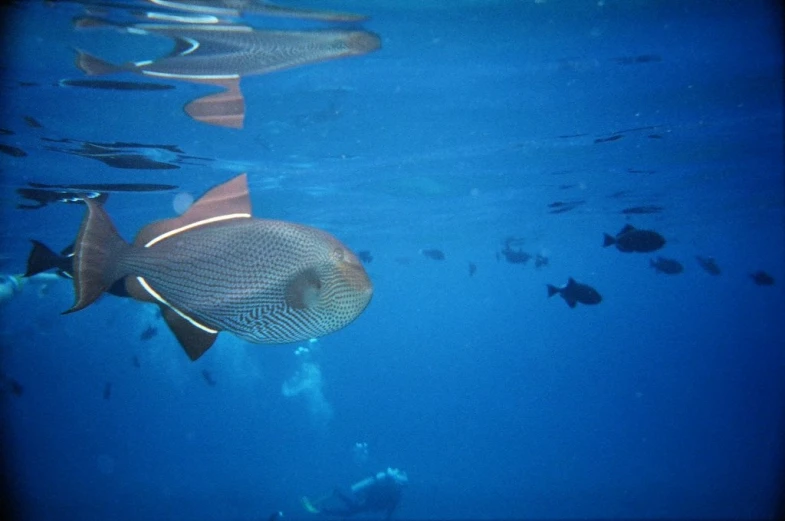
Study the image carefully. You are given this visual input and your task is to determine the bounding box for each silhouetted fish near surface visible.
[547,278,602,308]
[603,224,665,253]
[58,78,175,91]
[16,187,108,210]
[103,382,112,400]
[64,174,373,361]
[23,116,42,128]
[468,262,477,277]
[650,256,683,275]
[42,138,195,170]
[421,249,445,261]
[696,256,721,276]
[750,271,775,286]
[74,19,381,128]
[0,372,24,397]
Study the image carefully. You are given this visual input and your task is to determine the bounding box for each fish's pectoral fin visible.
[134,173,251,248]
[161,307,217,361]
[285,268,322,310]
[184,79,245,129]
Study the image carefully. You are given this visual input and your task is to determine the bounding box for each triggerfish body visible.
[65,174,373,360]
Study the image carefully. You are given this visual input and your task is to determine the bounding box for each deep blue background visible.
[1,1,783,519]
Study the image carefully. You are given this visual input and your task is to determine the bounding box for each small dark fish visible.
[534,254,549,269]
[750,271,774,286]
[648,134,663,139]
[627,169,657,174]
[499,238,531,264]
[696,256,721,276]
[622,205,663,215]
[140,325,158,341]
[357,250,373,264]
[0,143,27,157]
[421,249,445,261]
[548,200,584,214]
[23,116,42,128]
[594,134,624,144]
[24,239,130,297]
[201,370,216,387]
[650,256,683,275]
[16,187,109,210]
[547,278,602,308]
[468,262,477,277]
[0,128,14,135]
[132,355,141,368]
[63,174,372,361]
[603,224,665,253]
[103,382,112,400]
[58,79,175,91]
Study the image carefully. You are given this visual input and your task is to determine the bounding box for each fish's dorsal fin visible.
[134,173,251,247]
[567,277,577,287]
[619,224,636,235]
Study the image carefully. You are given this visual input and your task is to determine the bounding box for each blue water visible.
[1,1,783,520]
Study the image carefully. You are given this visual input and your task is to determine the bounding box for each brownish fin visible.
[74,49,124,75]
[184,79,245,129]
[64,199,130,314]
[161,307,217,361]
[134,173,251,247]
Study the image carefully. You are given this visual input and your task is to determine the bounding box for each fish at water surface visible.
[65,174,373,360]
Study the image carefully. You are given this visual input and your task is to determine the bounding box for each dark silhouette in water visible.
[357,250,373,264]
[140,325,158,341]
[603,224,665,253]
[650,256,684,275]
[468,262,477,277]
[103,382,112,400]
[202,370,217,387]
[547,278,602,308]
[750,271,774,286]
[696,256,721,275]
[0,372,24,397]
[420,249,445,260]
[498,237,531,264]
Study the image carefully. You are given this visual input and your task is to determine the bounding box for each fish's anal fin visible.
[566,299,577,309]
[184,79,245,129]
[161,307,217,361]
[134,173,251,247]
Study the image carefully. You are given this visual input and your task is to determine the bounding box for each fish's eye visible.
[332,247,345,261]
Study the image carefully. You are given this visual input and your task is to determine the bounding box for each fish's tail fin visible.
[24,240,62,278]
[74,49,123,75]
[63,200,130,314]
[546,284,559,298]
[602,233,616,247]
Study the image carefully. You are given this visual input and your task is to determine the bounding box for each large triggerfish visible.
[65,174,373,360]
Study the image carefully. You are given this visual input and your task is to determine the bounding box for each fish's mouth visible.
[340,261,373,295]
